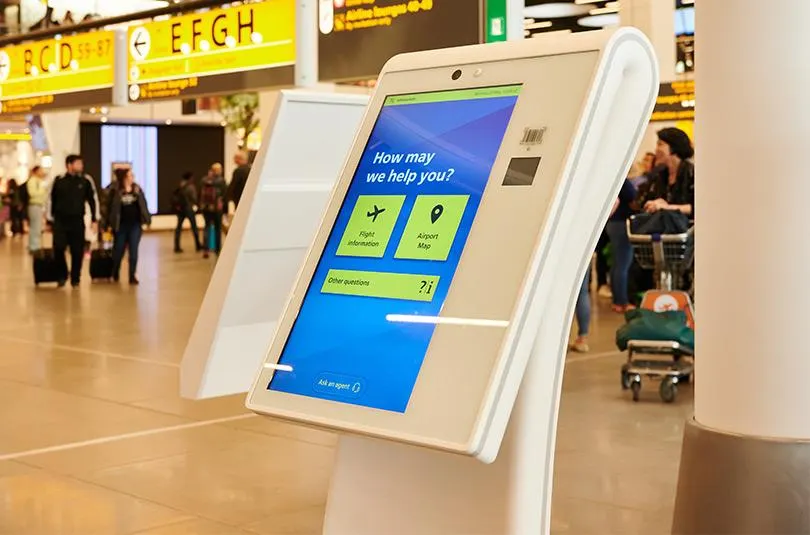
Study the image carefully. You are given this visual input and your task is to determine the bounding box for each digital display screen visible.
[269,85,521,413]
[25,115,49,153]
[318,0,481,81]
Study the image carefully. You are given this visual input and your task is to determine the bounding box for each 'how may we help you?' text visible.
[366,151,455,186]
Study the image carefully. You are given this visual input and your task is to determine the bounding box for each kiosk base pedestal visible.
[323,435,511,535]
[322,335,560,535]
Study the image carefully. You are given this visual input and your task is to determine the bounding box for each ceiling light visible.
[531,29,573,38]
[579,13,620,27]
[524,18,535,25]
[524,29,531,37]
[525,20,553,30]
[165,119,173,125]
[681,0,694,4]
[524,3,590,18]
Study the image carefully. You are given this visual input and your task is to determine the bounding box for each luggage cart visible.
[620,216,695,402]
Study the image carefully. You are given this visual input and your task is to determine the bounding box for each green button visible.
[321,269,440,302]
[394,195,469,261]
[336,195,406,258]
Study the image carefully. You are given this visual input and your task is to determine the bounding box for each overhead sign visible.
[0,31,116,115]
[485,0,507,43]
[651,79,694,121]
[318,0,482,81]
[127,0,295,102]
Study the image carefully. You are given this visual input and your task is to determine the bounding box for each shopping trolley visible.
[620,215,695,402]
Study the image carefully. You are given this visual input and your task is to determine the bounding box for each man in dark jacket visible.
[49,154,97,287]
[173,172,202,253]
[200,165,228,259]
[228,150,251,209]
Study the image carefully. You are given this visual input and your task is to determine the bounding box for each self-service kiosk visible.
[246,28,657,534]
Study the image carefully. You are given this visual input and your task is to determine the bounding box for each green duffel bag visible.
[616,308,695,352]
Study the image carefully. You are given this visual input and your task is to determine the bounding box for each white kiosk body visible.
[247,29,657,534]
[181,91,368,399]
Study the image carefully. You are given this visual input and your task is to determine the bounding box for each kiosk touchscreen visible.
[248,29,658,463]
[268,85,521,414]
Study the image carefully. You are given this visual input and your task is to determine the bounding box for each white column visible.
[295,0,318,87]
[506,0,524,41]
[621,0,675,82]
[695,0,810,439]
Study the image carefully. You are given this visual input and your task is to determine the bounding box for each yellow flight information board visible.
[128,0,295,102]
[651,80,695,122]
[0,31,115,115]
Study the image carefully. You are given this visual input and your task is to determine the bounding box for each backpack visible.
[171,186,185,213]
[200,181,222,213]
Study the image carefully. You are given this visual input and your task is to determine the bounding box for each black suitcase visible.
[33,249,62,285]
[90,249,114,280]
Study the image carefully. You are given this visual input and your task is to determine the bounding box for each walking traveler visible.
[107,168,151,285]
[199,165,227,259]
[173,172,202,253]
[606,179,638,312]
[25,166,48,252]
[49,155,97,287]
[228,150,251,209]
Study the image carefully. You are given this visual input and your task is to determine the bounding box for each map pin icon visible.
[431,204,444,224]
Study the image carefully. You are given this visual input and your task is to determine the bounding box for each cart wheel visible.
[631,379,641,402]
[660,378,678,403]
[621,371,632,390]
[680,373,691,384]
[621,365,632,390]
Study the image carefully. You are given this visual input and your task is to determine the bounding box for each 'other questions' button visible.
[313,373,364,399]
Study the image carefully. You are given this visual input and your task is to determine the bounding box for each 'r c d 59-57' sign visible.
[0,31,116,115]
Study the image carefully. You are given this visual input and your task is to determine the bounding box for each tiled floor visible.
[0,233,691,534]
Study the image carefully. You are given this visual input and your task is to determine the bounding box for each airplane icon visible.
[366,205,386,222]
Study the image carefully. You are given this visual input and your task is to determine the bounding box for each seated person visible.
[643,127,695,218]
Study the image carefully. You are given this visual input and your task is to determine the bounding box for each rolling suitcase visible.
[32,249,62,285]
[90,249,114,280]
[90,232,114,281]
[32,232,62,286]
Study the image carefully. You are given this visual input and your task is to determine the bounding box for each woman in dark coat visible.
[107,168,151,284]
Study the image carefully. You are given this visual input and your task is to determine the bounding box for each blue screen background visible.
[269,91,519,413]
